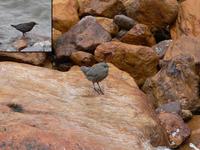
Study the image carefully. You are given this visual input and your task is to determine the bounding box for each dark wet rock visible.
[78,0,125,18]
[54,63,73,71]
[113,15,136,30]
[115,30,128,39]
[156,101,181,115]
[143,55,200,112]
[158,112,190,148]
[153,27,171,43]
[95,41,159,86]
[53,57,74,71]
[70,51,96,66]
[55,16,112,60]
[124,0,179,29]
[120,24,156,46]
[152,40,173,59]
[0,52,47,65]
[181,110,193,122]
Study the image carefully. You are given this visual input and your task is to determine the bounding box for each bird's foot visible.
[22,33,27,37]
[97,82,104,95]
[93,82,101,94]
[93,87,101,95]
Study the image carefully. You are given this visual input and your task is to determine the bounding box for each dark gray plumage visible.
[81,62,109,94]
[11,21,38,36]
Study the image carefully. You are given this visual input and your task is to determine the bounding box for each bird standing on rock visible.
[81,62,109,94]
[11,21,38,36]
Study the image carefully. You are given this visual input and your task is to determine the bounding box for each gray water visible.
[0,0,51,51]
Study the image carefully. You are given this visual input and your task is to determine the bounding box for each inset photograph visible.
[0,0,52,52]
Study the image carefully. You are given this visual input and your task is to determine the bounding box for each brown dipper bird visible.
[11,21,38,36]
[81,62,109,94]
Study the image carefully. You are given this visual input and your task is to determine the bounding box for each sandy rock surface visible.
[0,62,168,150]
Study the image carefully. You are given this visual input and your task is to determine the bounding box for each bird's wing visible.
[86,67,99,78]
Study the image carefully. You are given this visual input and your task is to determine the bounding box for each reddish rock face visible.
[143,55,200,112]
[95,41,159,86]
[70,51,96,66]
[120,24,156,46]
[179,116,200,150]
[0,62,168,150]
[53,0,79,33]
[158,112,190,148]
[78,0,125,18]
[55,16,112,60]
[124,0,179,29]
[164,36,200,64]
[0,52,47,65]
[170,0,200,39]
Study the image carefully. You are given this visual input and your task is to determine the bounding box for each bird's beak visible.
[35,23,39,25]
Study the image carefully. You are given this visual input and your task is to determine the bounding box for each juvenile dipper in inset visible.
[11,22,38,36]
[81,62,109,94]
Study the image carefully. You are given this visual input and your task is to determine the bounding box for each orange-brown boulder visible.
[78,0,125,18]
[96,17,119,36]
[0,62,168,149]
[164,36,200,64]
[53,0,79,33]
[0,52,47,65]
[120,24,156,46]
[158,112,190,148]
[170,0,200,39]
[124,0,179,29]
[179,116,200,150]
[143,55,200,112]
[95,41,159,86]
[70,51,96,66]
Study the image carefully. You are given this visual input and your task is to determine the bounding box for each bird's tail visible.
[11,25,16,28]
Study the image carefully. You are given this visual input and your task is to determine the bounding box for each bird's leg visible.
[93,82,101,94]
[97,82,104,95]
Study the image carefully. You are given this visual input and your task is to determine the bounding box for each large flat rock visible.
[0,62,167,149]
